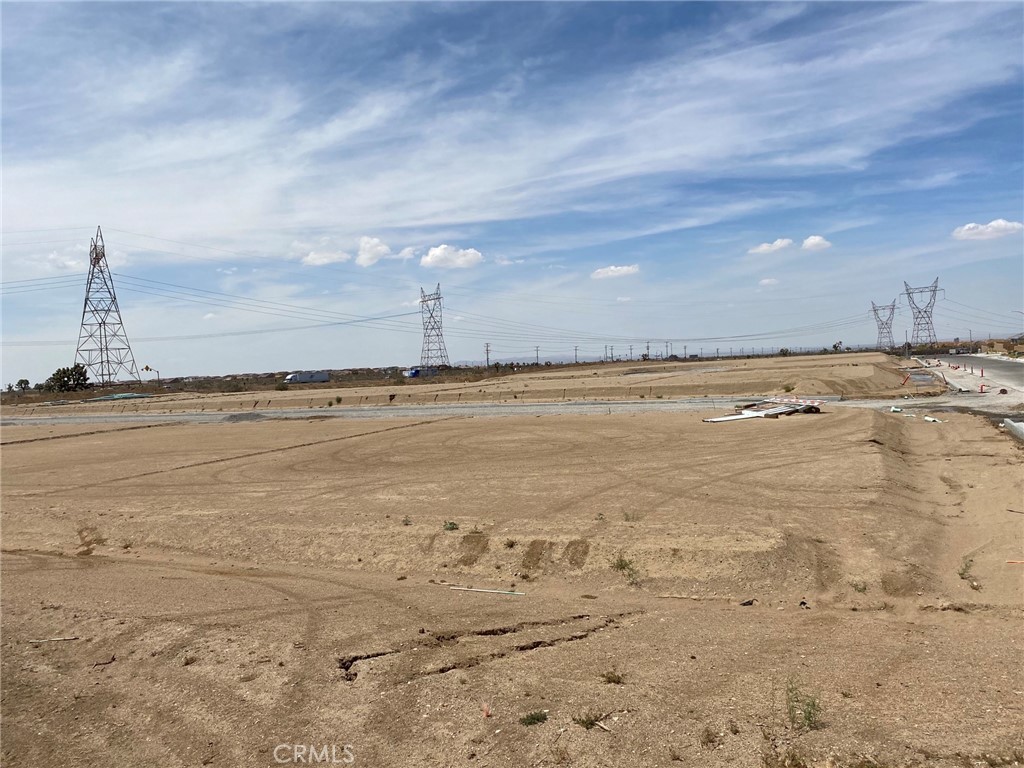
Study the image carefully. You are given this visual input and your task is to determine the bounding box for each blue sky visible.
[3,1,1023,383]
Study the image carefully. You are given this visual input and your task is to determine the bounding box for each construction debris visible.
[703,397,826,424]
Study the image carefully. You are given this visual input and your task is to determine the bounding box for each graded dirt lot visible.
[2,356,1022,767]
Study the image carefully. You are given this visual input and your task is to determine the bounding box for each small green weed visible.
[601,669,625,685]
[442,521,459,531]
[572,710,605,730]
[611,552,641,585]
[519,710,548,726]
[785,678,824,731]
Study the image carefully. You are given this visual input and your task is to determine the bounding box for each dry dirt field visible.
[3,352,940,419]
[1,355,1022,768]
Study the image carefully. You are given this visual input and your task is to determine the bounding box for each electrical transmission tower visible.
[871,299,897,349]
[74,227,140,385]
[903,278,939,346]
[419,283,450,368]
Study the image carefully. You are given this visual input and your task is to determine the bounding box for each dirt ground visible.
[1,358,1022,767]
[1,353,941,419]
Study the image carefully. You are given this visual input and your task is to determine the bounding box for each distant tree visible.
[16,378,30,392]
[44,363,90,392]
[778,348,791,357]
[5,384,12,393]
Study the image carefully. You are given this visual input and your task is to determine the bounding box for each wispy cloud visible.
[591,265,639,279]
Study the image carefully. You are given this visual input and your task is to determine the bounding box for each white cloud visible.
[301,249,351,266]
[758,278,779,286]
[951,219,1024,240]
[202,312,218,320]
[420,244,484,269]
[616,296,632,302]
[356,236,392,267]
[748,238,792,254]
[802,235,832,251]
[591,264,639,279]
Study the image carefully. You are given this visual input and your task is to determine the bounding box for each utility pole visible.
[646,341,650,358]
[485,343,490,367]
[535,346,540,365]
[664,341,669,358]
[574,345,579,364]
[683,345,687,359]
[610,345,615,361]
[629,344,633,360]
[604,344,608,361]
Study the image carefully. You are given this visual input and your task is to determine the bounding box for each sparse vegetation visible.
[572,710,605,730]
[275,382,289,391]
[698,725,722,748]
[786,678,824,731]
[503,538,517,549]
[442,520,459,531]
[959,557,982,590]
[401,515,412,526]
[850,579,868,594]
[782,384,795,392]
[519,710,548,726]
[623,510,642,522]
[335,395,342,404]
[601,668,625,685]
[611,552,641,585]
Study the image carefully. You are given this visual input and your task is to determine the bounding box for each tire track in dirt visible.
[21,417,457,497]
[0,422,181,445]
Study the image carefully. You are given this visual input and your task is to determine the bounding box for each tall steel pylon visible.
[871,299,897,349]
[74,227,140,385]
[419,283,450,367]
[903,278,939,346]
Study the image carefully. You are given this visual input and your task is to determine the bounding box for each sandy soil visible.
[2,360,1022,767]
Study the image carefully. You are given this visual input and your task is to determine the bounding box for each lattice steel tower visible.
[871,299,896,349]
[419,283,450,367]
[74,227,140,385]
[903,278,939,346]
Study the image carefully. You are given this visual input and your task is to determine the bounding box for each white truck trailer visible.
[283,371,330,384]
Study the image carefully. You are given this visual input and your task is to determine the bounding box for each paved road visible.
[933,355,1024,388]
